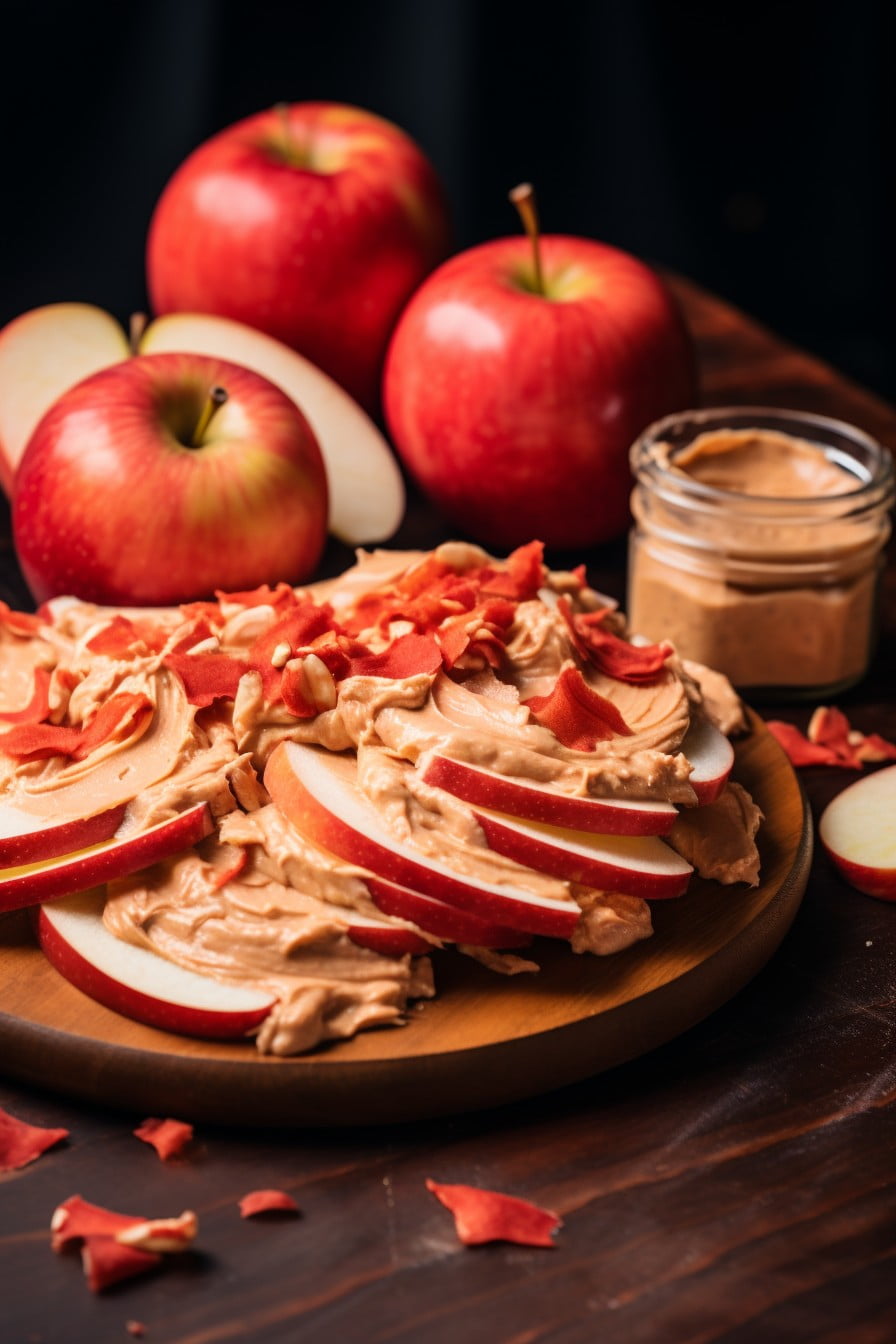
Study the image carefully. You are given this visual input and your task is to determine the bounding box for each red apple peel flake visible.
[133,1117,194,1161]
[0,601,44,636]
[0,1105,68,1172]
[215,581,298,611]
[163,652,249,707]
[768,709,896,769]
[126,1323,146,1339]
[51,1195,143,1250]
[239,1189,301,1218]
[86,616,168,658]
[348,631,443,680]
[0,666,51,725]
[524,666,632,750]
[426,1179,561,1247]
[116,1211,198,1253]
[80,1236,161,1293]
[559,598,670,684]
[0,691,153,763]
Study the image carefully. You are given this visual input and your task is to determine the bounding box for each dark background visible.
[2,0,893,399]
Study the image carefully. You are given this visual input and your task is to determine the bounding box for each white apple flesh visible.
[0,803,212,912]
[819,763,896,900]
[37,888,275,1039]
[264,742,581,938]
[0,800,126,867]
[680,715,734,804]
[420,752,677,836]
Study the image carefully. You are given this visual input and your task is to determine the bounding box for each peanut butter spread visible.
[0,542,761,1055]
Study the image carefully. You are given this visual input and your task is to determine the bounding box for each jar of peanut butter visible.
[627,407,894,698]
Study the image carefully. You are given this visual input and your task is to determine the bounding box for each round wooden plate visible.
[0,713,810,1126]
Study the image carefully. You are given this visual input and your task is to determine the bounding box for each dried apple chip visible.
[524,666,632,750]
[80,1236,161,1293]
[163,651,249,707]
[239,1189,301,1218]
[0,1105,68,1172]
[0,666,51,725]
[348,631,443,680]
[559,598,670,683]
[426,1179,561,1247]
[133,1117,194,1161]
[51,1195,143,1250]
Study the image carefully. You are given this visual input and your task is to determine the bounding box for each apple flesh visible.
[147,101,450,414]
[819,764,896,900]
[383,234,695,549]
[0,802,212,912]
[264,742,580,938]
[0,303,404,545]
[420,753,677,836]
[680,715,734,805]
[37,888,275,1039]
[13,351,328,605]
[0,801,126,867]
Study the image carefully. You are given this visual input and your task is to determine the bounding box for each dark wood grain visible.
[1,282,894,1342]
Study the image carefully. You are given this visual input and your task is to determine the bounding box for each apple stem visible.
[192,386,228,446]
[128,312,148,355]
[274,101,298,164]
[509,183,544,296]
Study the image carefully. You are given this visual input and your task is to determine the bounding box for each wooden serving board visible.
[0,714,810,1126]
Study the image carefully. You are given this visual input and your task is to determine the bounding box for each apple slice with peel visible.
[680,714,734,805]
[0,801,126,867]
[264,743,580,938]
[365,876,531,948]
[37,888,275,1039]
[470,806,692,899]
[819,764,896,900]
[0,304,129,494]
[141,313,404,544]
[0,803,212,913]
[420,753,677,836]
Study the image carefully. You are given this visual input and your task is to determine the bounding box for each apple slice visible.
[139,313,405,545]
[264,743,580,938]
[818,764,896,900]
[0,304,129,494]
[680,714,734,804]
[365,876,531,948]
[37,889,274,1039]
[469,806,692,900]
[0,801,126,867]
[0,804,212,913]
[420,753,677,836]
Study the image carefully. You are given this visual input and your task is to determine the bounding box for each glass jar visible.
[627,406,894,699]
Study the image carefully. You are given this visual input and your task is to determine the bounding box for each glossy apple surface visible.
[0,800,126,867]
[383,235,695,549]
[0,303,404,544]
[819,764,896,900]
[147,102,450,414]
[13,351,328,605]
[37,887,275,1039]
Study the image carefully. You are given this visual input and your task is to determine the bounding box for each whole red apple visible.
[13,352,328,605]
[383,225,695,550]
[146,102,450,415]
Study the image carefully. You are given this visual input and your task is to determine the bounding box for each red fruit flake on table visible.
[133,1117,194,1161]
[126,1323,147,1338]
[51,1195,143,1251]
[239,1189,301,1218]
[524,666,632,750]
[768,709,896,769]
[0,666,51,725]
[0,1105,68,1172]
[80,1236,161,1293]
[766,720,844,767]
[558,598,671,683]
[426,1179,562,1247]
[117,1211,198,1253]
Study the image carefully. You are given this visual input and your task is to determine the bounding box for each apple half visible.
[0,803,212,913]
[37,888,275,1039]
[419,753,677,836]
[0,801,126,867]
[819,763,896,900]
[0,303,404,544]
[264,742,581,938]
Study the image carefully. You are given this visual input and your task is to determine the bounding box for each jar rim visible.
[631,405,894,510]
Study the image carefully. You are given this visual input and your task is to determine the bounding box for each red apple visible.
[0,803,212,913]
[365,876,531,948]
[264,741,580,938]
[680,714,735,805]
[146,102,450,415]
[383,194,695,549]
[37,888,275,1039]
[0,304,404,545]
[0,800,125,867]
[420,753,678,836]
[819,764,896,900]
[13,351,329,605]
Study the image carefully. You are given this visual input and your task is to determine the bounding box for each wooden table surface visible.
[1,279,894,1343]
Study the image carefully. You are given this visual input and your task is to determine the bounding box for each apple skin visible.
[13,351,329,605]
[0,801,126,868]
[383,235,696,549]
[147,102,450,415]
